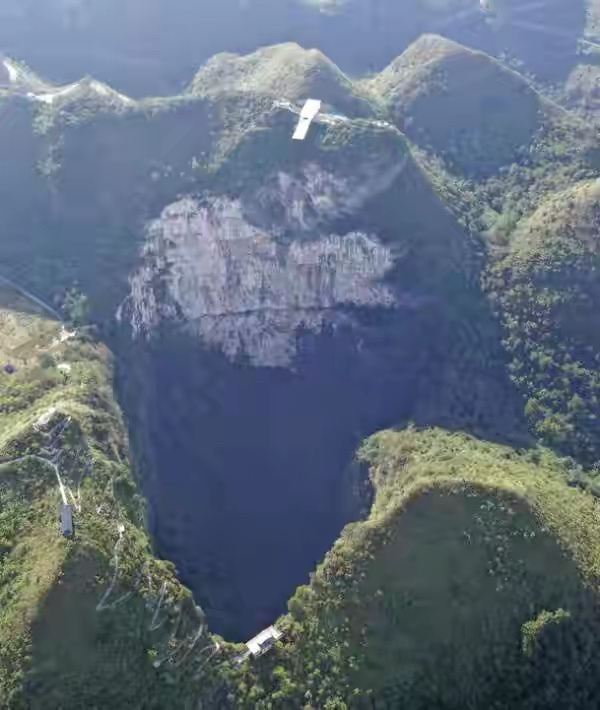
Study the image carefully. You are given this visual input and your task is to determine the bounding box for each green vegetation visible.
[189,42,375,118]
[233,427,600,708]
[486,181,600,467]
[0,288,234,708]
[364,34,542,178]
[210,110,405,198]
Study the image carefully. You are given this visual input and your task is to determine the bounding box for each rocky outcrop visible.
[124,158,407,367]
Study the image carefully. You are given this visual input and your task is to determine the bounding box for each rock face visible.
[126,187,398,367]
[123,108,409,369]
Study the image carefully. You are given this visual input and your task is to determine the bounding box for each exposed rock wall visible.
[125,159,405,367]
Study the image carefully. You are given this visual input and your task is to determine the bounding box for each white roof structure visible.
[2,58,18,85]
[60,503,73,537]
[246,625,283,657]
[292,99,322,141]
[34,406,57,431]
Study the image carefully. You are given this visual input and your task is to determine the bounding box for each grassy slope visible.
[241,427,600,708]
[374,37,600,473]
[372,32,598,190]
[0,287,233,708]
[362,35,597,245]
[357,36,600,456]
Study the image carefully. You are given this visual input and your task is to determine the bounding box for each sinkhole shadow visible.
[117,279,527,642]
[114,143,530,642]
[117,308,425,641]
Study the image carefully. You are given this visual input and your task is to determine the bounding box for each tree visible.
[62,287,90,326]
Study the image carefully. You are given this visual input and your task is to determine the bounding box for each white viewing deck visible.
[246,625,283,657]
[292,99,322,140]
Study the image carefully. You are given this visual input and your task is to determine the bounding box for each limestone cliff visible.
[124,164,403,367]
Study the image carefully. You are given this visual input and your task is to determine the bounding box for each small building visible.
[59,503,73,537]
[292,99,321,141]
[245,625,283,658]
[0,57,9,87]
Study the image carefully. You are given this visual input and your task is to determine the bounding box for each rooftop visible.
[246,625,283,657]
[292,98,321,140]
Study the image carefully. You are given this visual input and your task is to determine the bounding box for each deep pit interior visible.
[117,308,425,641]
[110,152,524,642]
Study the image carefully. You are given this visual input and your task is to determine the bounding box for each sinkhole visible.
[117,308,421,640]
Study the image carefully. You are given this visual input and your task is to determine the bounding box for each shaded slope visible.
[112,70,523,637]
[240,427,600,708]
[0,33,599,710]
[375,37,599,260]
[487,180,600,466]
[0,46,377,320]
[366,34,541,178]
[116,113,513,639]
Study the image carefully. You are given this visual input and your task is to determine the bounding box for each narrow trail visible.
[152,614,216,672]
[109,560,150,608]
[40,414,86,510]
[149,581,168,631]
[67,484,82,512]
[171,622,207,668]
[96,523,126,611]
[192,641,221,678]
[0,275,63,322]
[1,447,222,672]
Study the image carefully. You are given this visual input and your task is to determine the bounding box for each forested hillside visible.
[487,181,600,468]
